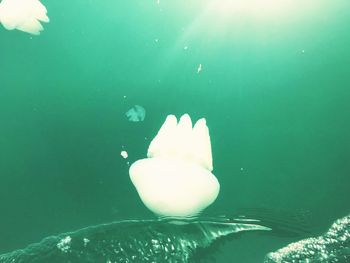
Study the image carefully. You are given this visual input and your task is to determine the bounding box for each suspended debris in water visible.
[197,64,202,73]
[125,105,146,122]
[120,151,128,159]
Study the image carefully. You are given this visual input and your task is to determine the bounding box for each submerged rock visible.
[265,214,350,262]
[0,217,270,263]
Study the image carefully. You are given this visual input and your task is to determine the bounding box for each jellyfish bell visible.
[0,0,49,35]
[129,114,220,217]
[130,157,219,217]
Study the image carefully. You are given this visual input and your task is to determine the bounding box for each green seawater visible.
[0,0,349,262]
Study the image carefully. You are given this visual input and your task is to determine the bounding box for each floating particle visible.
[197,64,202,73]
[121,151,128,159]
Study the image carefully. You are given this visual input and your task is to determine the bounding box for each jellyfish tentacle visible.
[148,115,177,158]
[193,118,213,171]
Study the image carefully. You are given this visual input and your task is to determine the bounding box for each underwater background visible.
[0,0,349,262]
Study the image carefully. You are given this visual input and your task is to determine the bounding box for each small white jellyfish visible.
[129,114,220,217]
[0,0,49,35]
[120,150,128,159]
[125,105,146,122]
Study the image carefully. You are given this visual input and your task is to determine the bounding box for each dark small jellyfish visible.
[125,105,146,122]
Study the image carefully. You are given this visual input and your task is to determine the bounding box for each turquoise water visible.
[0,0,349,262]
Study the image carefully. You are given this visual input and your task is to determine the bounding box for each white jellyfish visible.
[125,105,146,122]
[0,0,49,35]
[129,114,220,217]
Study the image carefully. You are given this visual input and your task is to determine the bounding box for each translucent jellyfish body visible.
[125,105,146,122]
[129,114,220,217]
[0,0,49,35]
